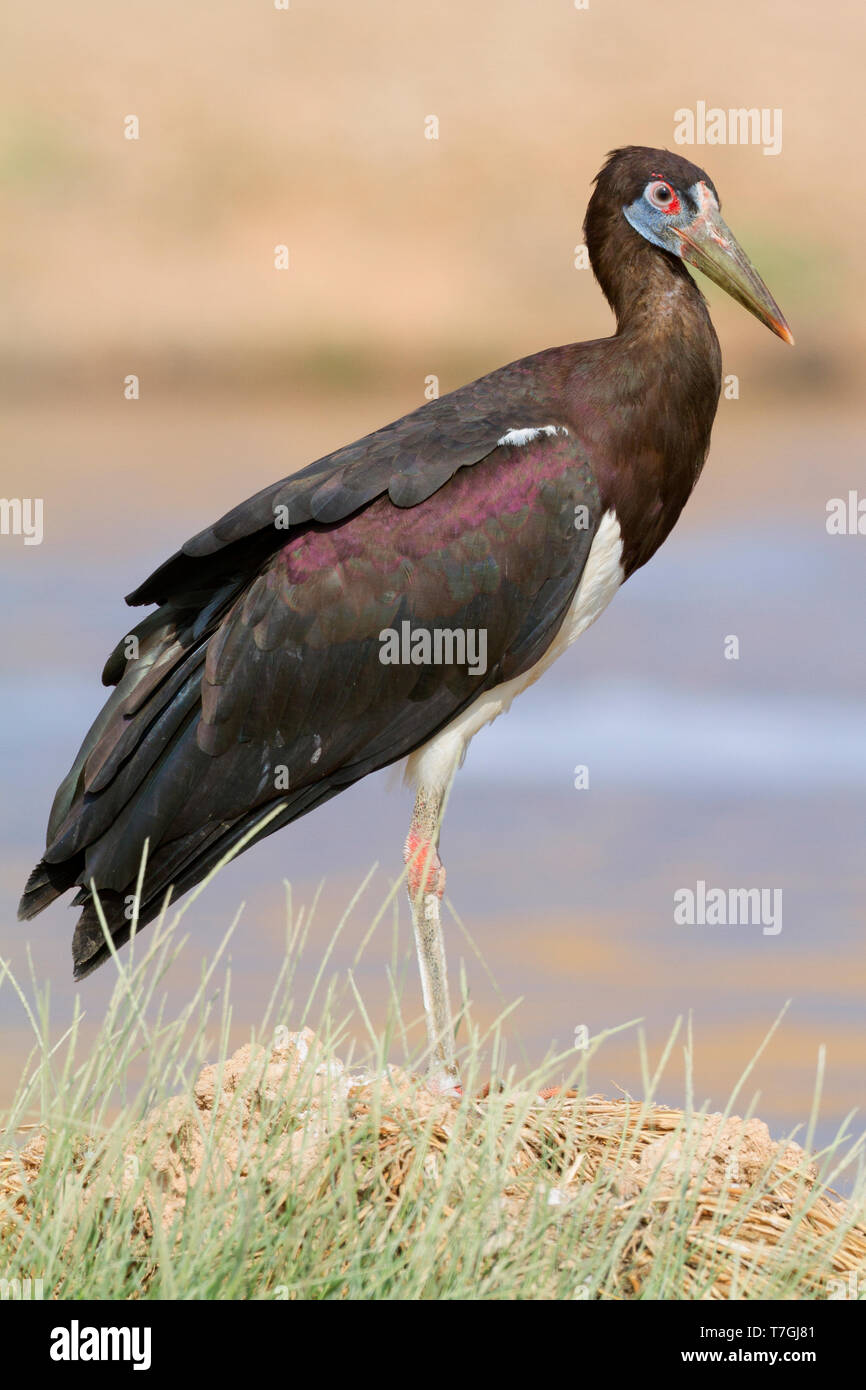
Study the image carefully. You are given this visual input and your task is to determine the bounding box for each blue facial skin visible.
[623,183,701,255]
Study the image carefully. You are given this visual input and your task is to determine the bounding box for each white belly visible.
[405,508,624,793]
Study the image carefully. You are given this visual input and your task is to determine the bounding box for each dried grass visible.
[3,1029,864,1299]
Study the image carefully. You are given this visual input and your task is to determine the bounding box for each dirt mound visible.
[3,1030,864,1298]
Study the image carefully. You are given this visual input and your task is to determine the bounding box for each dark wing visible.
[125,348,572,608]
[20,362,600,978]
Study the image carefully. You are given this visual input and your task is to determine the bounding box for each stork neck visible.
[584,192,712,347]
[577,219,722,578]
[610,244,710,346]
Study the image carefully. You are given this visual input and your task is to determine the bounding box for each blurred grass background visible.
[1,0,861,404]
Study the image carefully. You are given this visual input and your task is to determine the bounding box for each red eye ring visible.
[646,179,681,215]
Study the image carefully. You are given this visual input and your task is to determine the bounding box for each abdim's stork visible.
[20,147,792,1087]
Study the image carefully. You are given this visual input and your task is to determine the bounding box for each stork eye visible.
[646,180,681,214]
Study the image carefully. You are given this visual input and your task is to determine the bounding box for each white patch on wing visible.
[496,425,568,448]
[405,509,624,795]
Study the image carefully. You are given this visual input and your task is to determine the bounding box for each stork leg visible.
[404,784,459,1092]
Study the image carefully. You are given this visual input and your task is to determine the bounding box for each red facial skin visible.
[648,175,681,216]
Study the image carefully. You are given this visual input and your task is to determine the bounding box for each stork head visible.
[591,146,793,344]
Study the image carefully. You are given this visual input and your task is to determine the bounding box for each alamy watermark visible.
[379,622,487,676]
[826,492,866,535]
[0,1276,43,1299]
[0,497,43,545]
[674,102,782,157]
[674,880,782,936]
[49,1321,151,1370]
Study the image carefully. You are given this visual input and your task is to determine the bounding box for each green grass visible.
[2,851,865,1301]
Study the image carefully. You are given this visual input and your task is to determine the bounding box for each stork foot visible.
[425,1069,463,1098]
